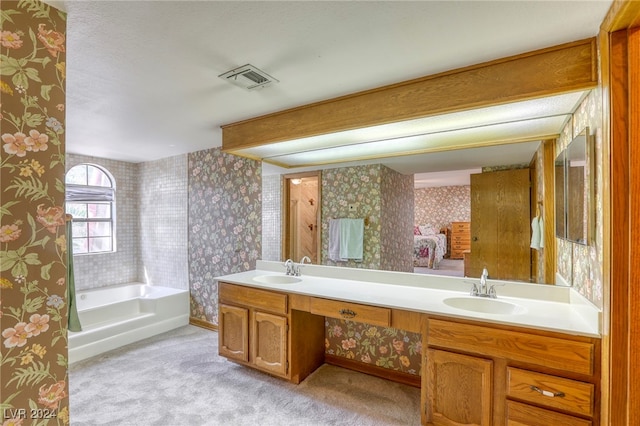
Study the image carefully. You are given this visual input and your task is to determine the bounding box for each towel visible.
[530,216,541,250]
[328,219,343,261]
[339,218,364,261]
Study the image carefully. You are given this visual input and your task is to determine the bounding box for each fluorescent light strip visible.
[244,91,585,159]
[266,115,568,166]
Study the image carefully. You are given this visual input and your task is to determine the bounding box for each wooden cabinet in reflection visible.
[450,222,470,259]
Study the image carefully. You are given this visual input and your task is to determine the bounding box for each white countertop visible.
[216,261,601,338]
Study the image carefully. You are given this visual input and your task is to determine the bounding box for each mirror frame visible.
[555,148,567,239]
[565,127,594,245]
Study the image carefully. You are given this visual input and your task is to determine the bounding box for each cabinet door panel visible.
[253,311,288,376]
[219,304,249,362]
[427,349,492,426]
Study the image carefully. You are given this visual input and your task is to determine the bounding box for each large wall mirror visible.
[265,139,559,285]
[565,127,594,245]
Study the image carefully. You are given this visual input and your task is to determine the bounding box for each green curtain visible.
[66,219,82,332]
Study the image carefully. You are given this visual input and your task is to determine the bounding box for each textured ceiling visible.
[58,0,612,168]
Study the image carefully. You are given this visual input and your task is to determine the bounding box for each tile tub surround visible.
[217,260,601,338]
[69,283,189,363]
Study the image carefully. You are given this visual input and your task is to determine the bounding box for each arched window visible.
[65,164,116,254]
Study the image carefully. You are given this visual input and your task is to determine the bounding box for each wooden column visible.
[628,25,640,426]
[542,139,557,285]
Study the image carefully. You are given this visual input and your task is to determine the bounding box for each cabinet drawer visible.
[451,222,471,231]
[428,319,595,375]
[507,368,594,417]
[219,282,287,315]
[310,297,390,326]
[452,243,470,250]
[506,400,592,426]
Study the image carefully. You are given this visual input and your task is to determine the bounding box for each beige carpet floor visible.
[69,325,421,425]
[414,258,464,277]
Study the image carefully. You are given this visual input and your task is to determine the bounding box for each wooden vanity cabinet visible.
[218,282,325,383]
[424,318,599,426]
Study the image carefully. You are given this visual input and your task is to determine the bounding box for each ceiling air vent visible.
[218,64,279,91]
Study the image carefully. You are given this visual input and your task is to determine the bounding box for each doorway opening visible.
[282,172,320,264]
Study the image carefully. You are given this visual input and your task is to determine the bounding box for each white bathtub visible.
[68,283,189,363]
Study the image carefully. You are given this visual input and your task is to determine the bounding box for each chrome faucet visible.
[470,267,500,298]
[479,267,489,294]
[284,259,295,276]
[294,256,311,276]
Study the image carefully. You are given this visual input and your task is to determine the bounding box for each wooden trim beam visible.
[542,139,557,284]
[601,0,640,32]
[222,38,597,152]
[189,317,218,331]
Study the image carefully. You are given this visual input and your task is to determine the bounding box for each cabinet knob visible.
[339,309,357,319]
[472,236,478,241]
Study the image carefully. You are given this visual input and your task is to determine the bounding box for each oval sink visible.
[443,297,525,315]
[252,275,302,285]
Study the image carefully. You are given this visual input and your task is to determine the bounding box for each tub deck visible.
[69,283,189,363]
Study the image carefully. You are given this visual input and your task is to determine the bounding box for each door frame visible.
[281,171,321,263]
[600,1,640,421]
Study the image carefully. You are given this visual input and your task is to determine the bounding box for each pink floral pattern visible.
[325,319,422,375]
[320,164,413,271]
[414,185,470,231]
[1,1,69,422]
[188,148,261,325]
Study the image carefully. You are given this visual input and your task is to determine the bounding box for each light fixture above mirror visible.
[233,91,588,169]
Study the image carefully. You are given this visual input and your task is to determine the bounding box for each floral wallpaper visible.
[1,1,70,424]
[188,148,261,326]
[380,165,413,272]
[321,165,382,269]
[320,164,413,272]
[325,319,422,376]
[414,185,470,230]
[321,164,418,371]
[556,89,603,308]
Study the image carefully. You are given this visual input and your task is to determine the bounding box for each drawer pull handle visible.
[339,309,357,319]
[530,385,565,398]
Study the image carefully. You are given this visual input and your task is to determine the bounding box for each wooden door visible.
[219,304,249,362]
[426,349,493,426]
[252,311,288,376]
[283,173,320,263]
[469,172,497,278]
[469,169,531,281]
